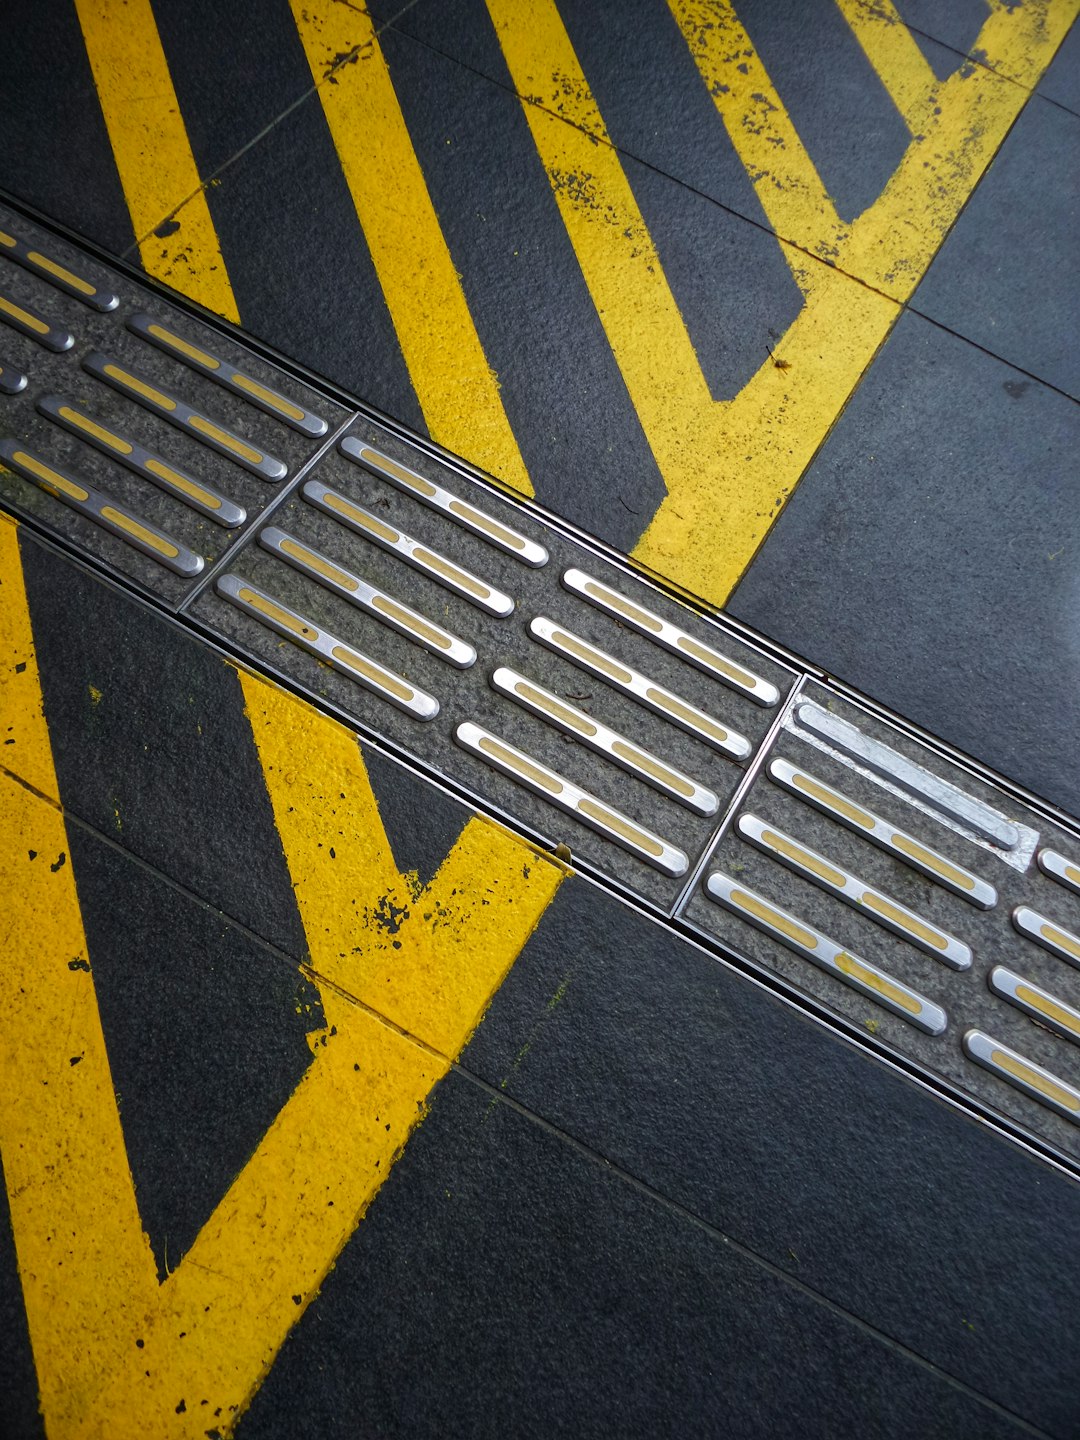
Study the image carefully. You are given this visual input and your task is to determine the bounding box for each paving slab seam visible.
[112,0,434,262]
[451,1065,1059,1440]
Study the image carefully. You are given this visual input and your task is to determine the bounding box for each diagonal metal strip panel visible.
[3,199,1080,1174]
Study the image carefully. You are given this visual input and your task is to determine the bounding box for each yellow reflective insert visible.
[0,296,48,335]
[189,416,262,464]
[730,888,818,949]
[833,952,920,1014]
[99,506,180,558]
[863,892,948,950]
[279,537,358,591]
[371,595,451,649]
[147,323,221,369]
[791,771,874,830]
[27,252,95,295]
[760,828,847,889]
[991,1049,1080,1113]
[12,451,89,502]
[103,364,177,411]
[143,459,221,509]
[577,798,663,856]
[233,373,305,420]
[59,406,133,455]
[1015,984,1080,1039]
[331,645,413,700]
[477,736,563,794]
[238,587,320,641]
[1042,923,1080,962]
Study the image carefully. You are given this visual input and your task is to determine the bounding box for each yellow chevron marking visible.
[488,0,1077,603]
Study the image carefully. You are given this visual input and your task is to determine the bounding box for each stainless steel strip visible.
[1038,847,1080,900]
[989,967,1080,1047]
[1012,906,1080,970]
[0,224,118,310]
[84,351,287,482]
[561,566,779,706]
[794,700,1021,851]
[38,393,246,528]
[705,871,947,1035]
[455,720,689,876]
[491,666,719,816]
[0,439,203,577]
[128,313,328,438]
[0,358,27,395]
[767,757,997,908]
[964,1030,1080,1125]
[341,437,549,567]
[259,525,476,669]
[736,813,971,969]
[302,478,514,617]
[0,289,73,353]
[216,573,439,720]
[529,615,751,761]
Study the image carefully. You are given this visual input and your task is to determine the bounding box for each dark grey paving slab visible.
[0,1,134,256]
[462,877,1080,1437]
[1040,16,1080,115]
[914,93,1080,398]
[238,1070,1035,1440]
[729,308,1080,821]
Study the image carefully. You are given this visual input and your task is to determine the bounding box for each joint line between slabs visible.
[453,1062,1056,1440]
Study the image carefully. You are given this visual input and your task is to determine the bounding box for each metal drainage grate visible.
[4,200,1080,1172]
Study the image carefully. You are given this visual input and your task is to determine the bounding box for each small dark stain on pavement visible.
[50,851,66,872]
[154,218,181,238]
[1003,380,1030,399]
[68,958,91,972]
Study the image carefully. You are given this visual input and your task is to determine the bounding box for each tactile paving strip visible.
[0,202,348,607]
[188,421,795,911]
[5,202,1080,1171]
[679,683,1080,1163]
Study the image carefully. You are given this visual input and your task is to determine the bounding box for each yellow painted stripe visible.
[0,523,62,801]
[291,0,532,496]
[837,0,939,133]
[0,522,162,1435]
[0,522,564,1433]
[74,0,239,322]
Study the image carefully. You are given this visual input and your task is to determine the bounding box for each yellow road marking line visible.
[488,0,1075,605]
[74,0,239,322]
[0,521,563,1433]
[837,0,939,133]
[291,0,533,496]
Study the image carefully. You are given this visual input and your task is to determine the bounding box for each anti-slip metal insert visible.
[5,200,1080,1176]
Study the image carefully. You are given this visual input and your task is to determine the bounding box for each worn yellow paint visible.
[0,520,61,802]
[0,521,563,1435]
[488,0,1076,603]
[240,671,565,1056]
[291,0,533,497]
[74,0,239,321]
